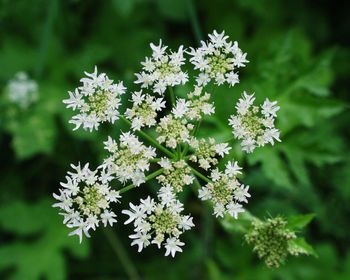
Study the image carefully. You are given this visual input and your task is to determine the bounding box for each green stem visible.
[120,116,174,158]
[190,166,211,183]
[169,87,176,105]
[119,168,164,194]
[182,119,202,157]
[103,228,140,280]
[177,145,182,159]
[35,0,58,78]
[187,0,203,43]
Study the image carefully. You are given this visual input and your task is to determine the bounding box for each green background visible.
[1,0,349,279]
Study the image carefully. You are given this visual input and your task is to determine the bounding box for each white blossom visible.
[135,40,188,94]
[6,72,38,108]
[101,133,156,186]
[189,138,230,170]
[123,186,193,257]
[188,30,248,87]
[156,114,194,149]
[229,92,281,153]
[53,163,120,243]
[164,237,185,257]
[125,90,165,130]
[198,165,250,219]
[63,66,126,131]
[156,160,194,192]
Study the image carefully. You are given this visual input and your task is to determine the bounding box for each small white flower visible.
[215,143,231,157]
[164,237,184,257]
[261,98,280,117]
[225,161,242,177]
[172,99,190,118]
[122,203,146,225]
[179,216,195,230]
[159,158,172,170]
[130,232,151,252]
[101,210,118,227]
[226,202,244,219]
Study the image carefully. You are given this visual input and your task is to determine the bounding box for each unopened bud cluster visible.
[245,217,307,268]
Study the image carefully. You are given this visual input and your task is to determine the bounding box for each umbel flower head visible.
[198,161,250,218]
[125,90,166,130]
[122,185,194,257]
[188,30,248,86]
[157,158,194,192]
[53,163,120,243]
[6,71,38,108]
[172,86,215,120]
[54,30,287,261]
[101,133,156,186]
[63,66,126,131]
[135,40,188,94]
[229,91,281,153]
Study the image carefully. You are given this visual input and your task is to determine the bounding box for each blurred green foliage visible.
[1,0,349,279]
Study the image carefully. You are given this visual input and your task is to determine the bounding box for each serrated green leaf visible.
[12,112,56,159]
[247,147,294,190]
[156,0,188,21]
[288,238,318,257]
[220,211,258,234]
[0,199,89,280]
[112,0,136,16]
[293,51,334,97]
[287,214,315,230]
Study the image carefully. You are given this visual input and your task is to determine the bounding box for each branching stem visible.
[119,168,164,194]
[120,116,175,158]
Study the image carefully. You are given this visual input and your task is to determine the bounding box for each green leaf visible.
[220,211,258,234]
[248,147,294,190]
[287,214,315,230]
[0,199,89,280]
[112,0,137,17]
[11,111,56,159]
[293,50,334,97]
[288,238,318,257]
[156,0,188,21]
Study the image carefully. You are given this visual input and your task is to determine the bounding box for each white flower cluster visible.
[63,67,126,131]
[56,31,282,258]
[102,133,156,186]
[229,92,281,153]
[172,86,215,120]
[125,90,165,130]
[189,138,231,170]
[157,158,194,192]
[156,114,194,149]
[198,161,250,218]
[135,40,188,94]
[188,30,248,86]
[53,163,120,243]
[6,72,38,108]
[122,185,194,257]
